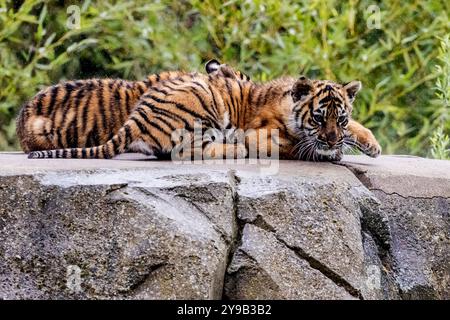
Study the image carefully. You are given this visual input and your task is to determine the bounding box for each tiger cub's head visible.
[205,59,251,81]
[289,76,362,160]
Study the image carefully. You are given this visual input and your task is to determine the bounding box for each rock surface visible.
[0,153,448,299]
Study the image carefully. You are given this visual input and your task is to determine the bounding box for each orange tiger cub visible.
[27,63,381,161]
[17,60,247,153]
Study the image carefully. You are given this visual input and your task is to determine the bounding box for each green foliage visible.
[430,127,450,159]
[0,0,449,155]
[430,35,450,159]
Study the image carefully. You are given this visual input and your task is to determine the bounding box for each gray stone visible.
[343,155,450,299]
[0,153,448,299]
[230,162,380,299]
[224,224,354,299]
[0,162,235,299]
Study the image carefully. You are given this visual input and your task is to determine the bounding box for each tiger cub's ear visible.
[292,76,313,102]
[205,59,221,74]
[205,59,250,81]
[343,81,362,102]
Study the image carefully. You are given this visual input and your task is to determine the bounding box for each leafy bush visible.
[0,0,449,156]
[430,35,450,159]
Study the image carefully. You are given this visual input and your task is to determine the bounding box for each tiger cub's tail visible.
[27,121,135,159]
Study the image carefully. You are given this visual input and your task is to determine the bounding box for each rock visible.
[0,155,236,299]
[0,153,448,299]
[226,162,380,299]
[225,224,355,299]
[343,155,450,299]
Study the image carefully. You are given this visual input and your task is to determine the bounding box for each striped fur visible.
[17,61,244,153]
[26,70,381,161]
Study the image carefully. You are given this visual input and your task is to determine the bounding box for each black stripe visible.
[192,81,209,95]
[308,100,314,114]
[299,108,310,128]
[189,87,219,127]
[102,144,111,159]
[238,80,244,103]
[225,79,237,122]
[125,90,131,113]
[146,94,204,121]
[114,81,123,123]
[108,81,117,129]
[143,78,152,88]
[131,117,163,151]
[112,136,120,154]
[248,84,255,106]
[154,115,176,131]
[261,86,271,107]
[319,95,333,105]
[56,83,76,147]
[98,80,106,133]
[161,83,190,94]
[207,84,219,117]
[62,82,76,110]
[72,87,86,147]
[91,122,100,146]
[124,125,132,146]
[46,85,59,116]
[71,148,77,158]
[35,93,45,116]
[136,83,145,95]
[149,120,171,136]
[81,90,93,135]
[137,108,151,124]
[65,117,76,148]
[254,87,264,109]
[167,79,182,86]
[141,100,193,130]
[81,148,87,159]
[237,81,244,127]
[152,86,169,95]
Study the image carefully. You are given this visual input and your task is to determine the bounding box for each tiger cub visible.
[27,65,381,161]
[17,60,248,153]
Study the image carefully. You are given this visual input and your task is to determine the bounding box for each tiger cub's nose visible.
[326,132,338,147]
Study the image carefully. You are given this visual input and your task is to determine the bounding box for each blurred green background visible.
[0,0,449,157]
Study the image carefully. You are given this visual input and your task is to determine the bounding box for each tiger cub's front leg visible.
[346,119,381,158]
[202,143,247,159]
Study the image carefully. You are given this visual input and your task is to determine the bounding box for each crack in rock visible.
[224,175,364,299]
[275,236,363,299]
[249,216,363,300]
[369,188,450,201]
[221,170,245,299]
[124,262,168,294]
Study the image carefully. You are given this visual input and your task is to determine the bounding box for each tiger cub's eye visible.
[338,115,348,125]
[312,114,324,124]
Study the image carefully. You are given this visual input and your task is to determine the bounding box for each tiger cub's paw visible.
[204,143,248,159]
[358,129,382,158]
